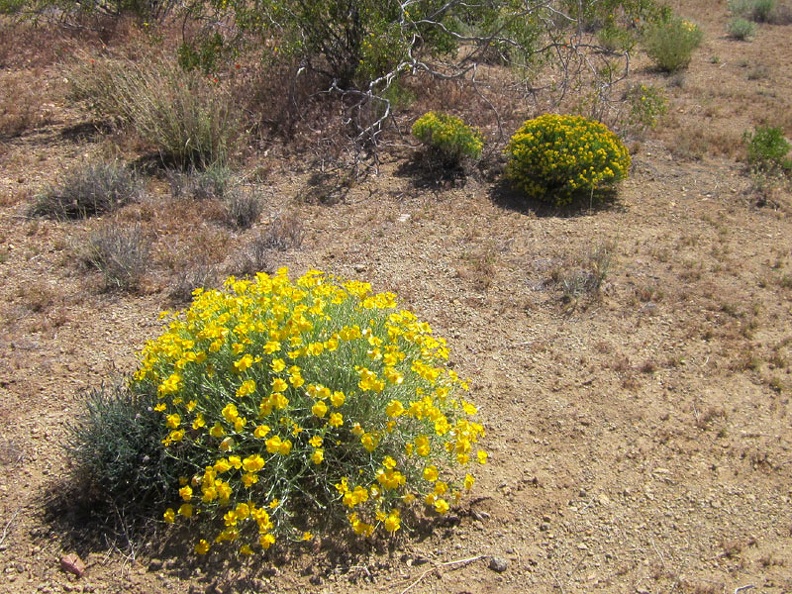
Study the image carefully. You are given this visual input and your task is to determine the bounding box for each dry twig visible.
[399,554,486,594]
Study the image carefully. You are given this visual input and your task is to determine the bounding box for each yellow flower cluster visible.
[411,111,484,164]
[504,114,631,206]
[133,268,485,556]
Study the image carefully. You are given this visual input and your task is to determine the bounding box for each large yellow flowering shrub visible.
[131,268,485,556]
[504,114,631,207]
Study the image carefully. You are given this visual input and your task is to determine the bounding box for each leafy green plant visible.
[729,0,775,22]
[625,83,668,134]
[130,268,485,556]
[504,114,631,206]
[411,111,484,168]
[744,126,792,174]
[29,161,141,220]
[642,16,703,72]
[727,17,757,39]
[68,56,240,169]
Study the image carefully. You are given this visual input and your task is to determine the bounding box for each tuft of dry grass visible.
[234,214,306,275]
[67,54,241,168]
[0,70,48,138]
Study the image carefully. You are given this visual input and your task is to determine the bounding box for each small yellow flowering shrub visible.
[131,268,485,556]
[411,111,484,167]
[504,114,631,207]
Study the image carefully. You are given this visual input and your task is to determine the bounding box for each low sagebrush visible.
[80,223,150,292]
[29,161,141,220]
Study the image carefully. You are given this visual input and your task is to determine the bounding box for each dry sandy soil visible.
[1,1,792,593]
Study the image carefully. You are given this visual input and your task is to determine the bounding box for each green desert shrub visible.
[68,56,240,169]
[29,161,141,220]
[729,0,775,22]
[504,114,631,206]
[129,268,486,556]
[727,17,757,39]
[625,83,668,134]
[642,16,703,72]
[744,125,792,173]
[411,111,484,168]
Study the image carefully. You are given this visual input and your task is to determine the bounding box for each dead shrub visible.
[168,263,219,304]
[223,188,263,230]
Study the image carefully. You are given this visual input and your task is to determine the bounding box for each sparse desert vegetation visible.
[0,0,791,593]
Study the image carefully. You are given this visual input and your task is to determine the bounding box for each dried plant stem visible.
[399,554,486,594]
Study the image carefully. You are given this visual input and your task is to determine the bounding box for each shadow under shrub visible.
[29,161,141,220]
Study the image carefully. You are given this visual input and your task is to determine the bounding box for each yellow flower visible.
[239,544,253,556]
[236,379,256,397]
[254,424,271,439]
[260,533,276,549]
[433,498,450,514]
[328,412,343,427]
[383,512,401,534]
[163,508,176,523]
[311,449,324,464]
[195,539,210,555]
[309,436,323,448]
[385,399,405,417]
[330,390,346,407]
[423,465,439,482]
[242,454,265,473]
[178,503,193,518]
[311,400,328,418]
[179,485,193,501]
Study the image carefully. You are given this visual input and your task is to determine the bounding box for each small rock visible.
[488,557,508,573]
[354,264,367,273]
[60,554,86,578]
[148,559,163,571]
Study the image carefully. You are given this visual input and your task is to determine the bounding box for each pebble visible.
[488,557,508,573]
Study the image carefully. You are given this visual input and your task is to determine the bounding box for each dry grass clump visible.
[29,161,142,220]
[68,54,241,168]
[0,70,48,138]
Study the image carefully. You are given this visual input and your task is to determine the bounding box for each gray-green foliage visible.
[68,383,185,512]
[729,0,775,22]
[29,161,141,220]
[642,16,703,72]
[727,17,757,39]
